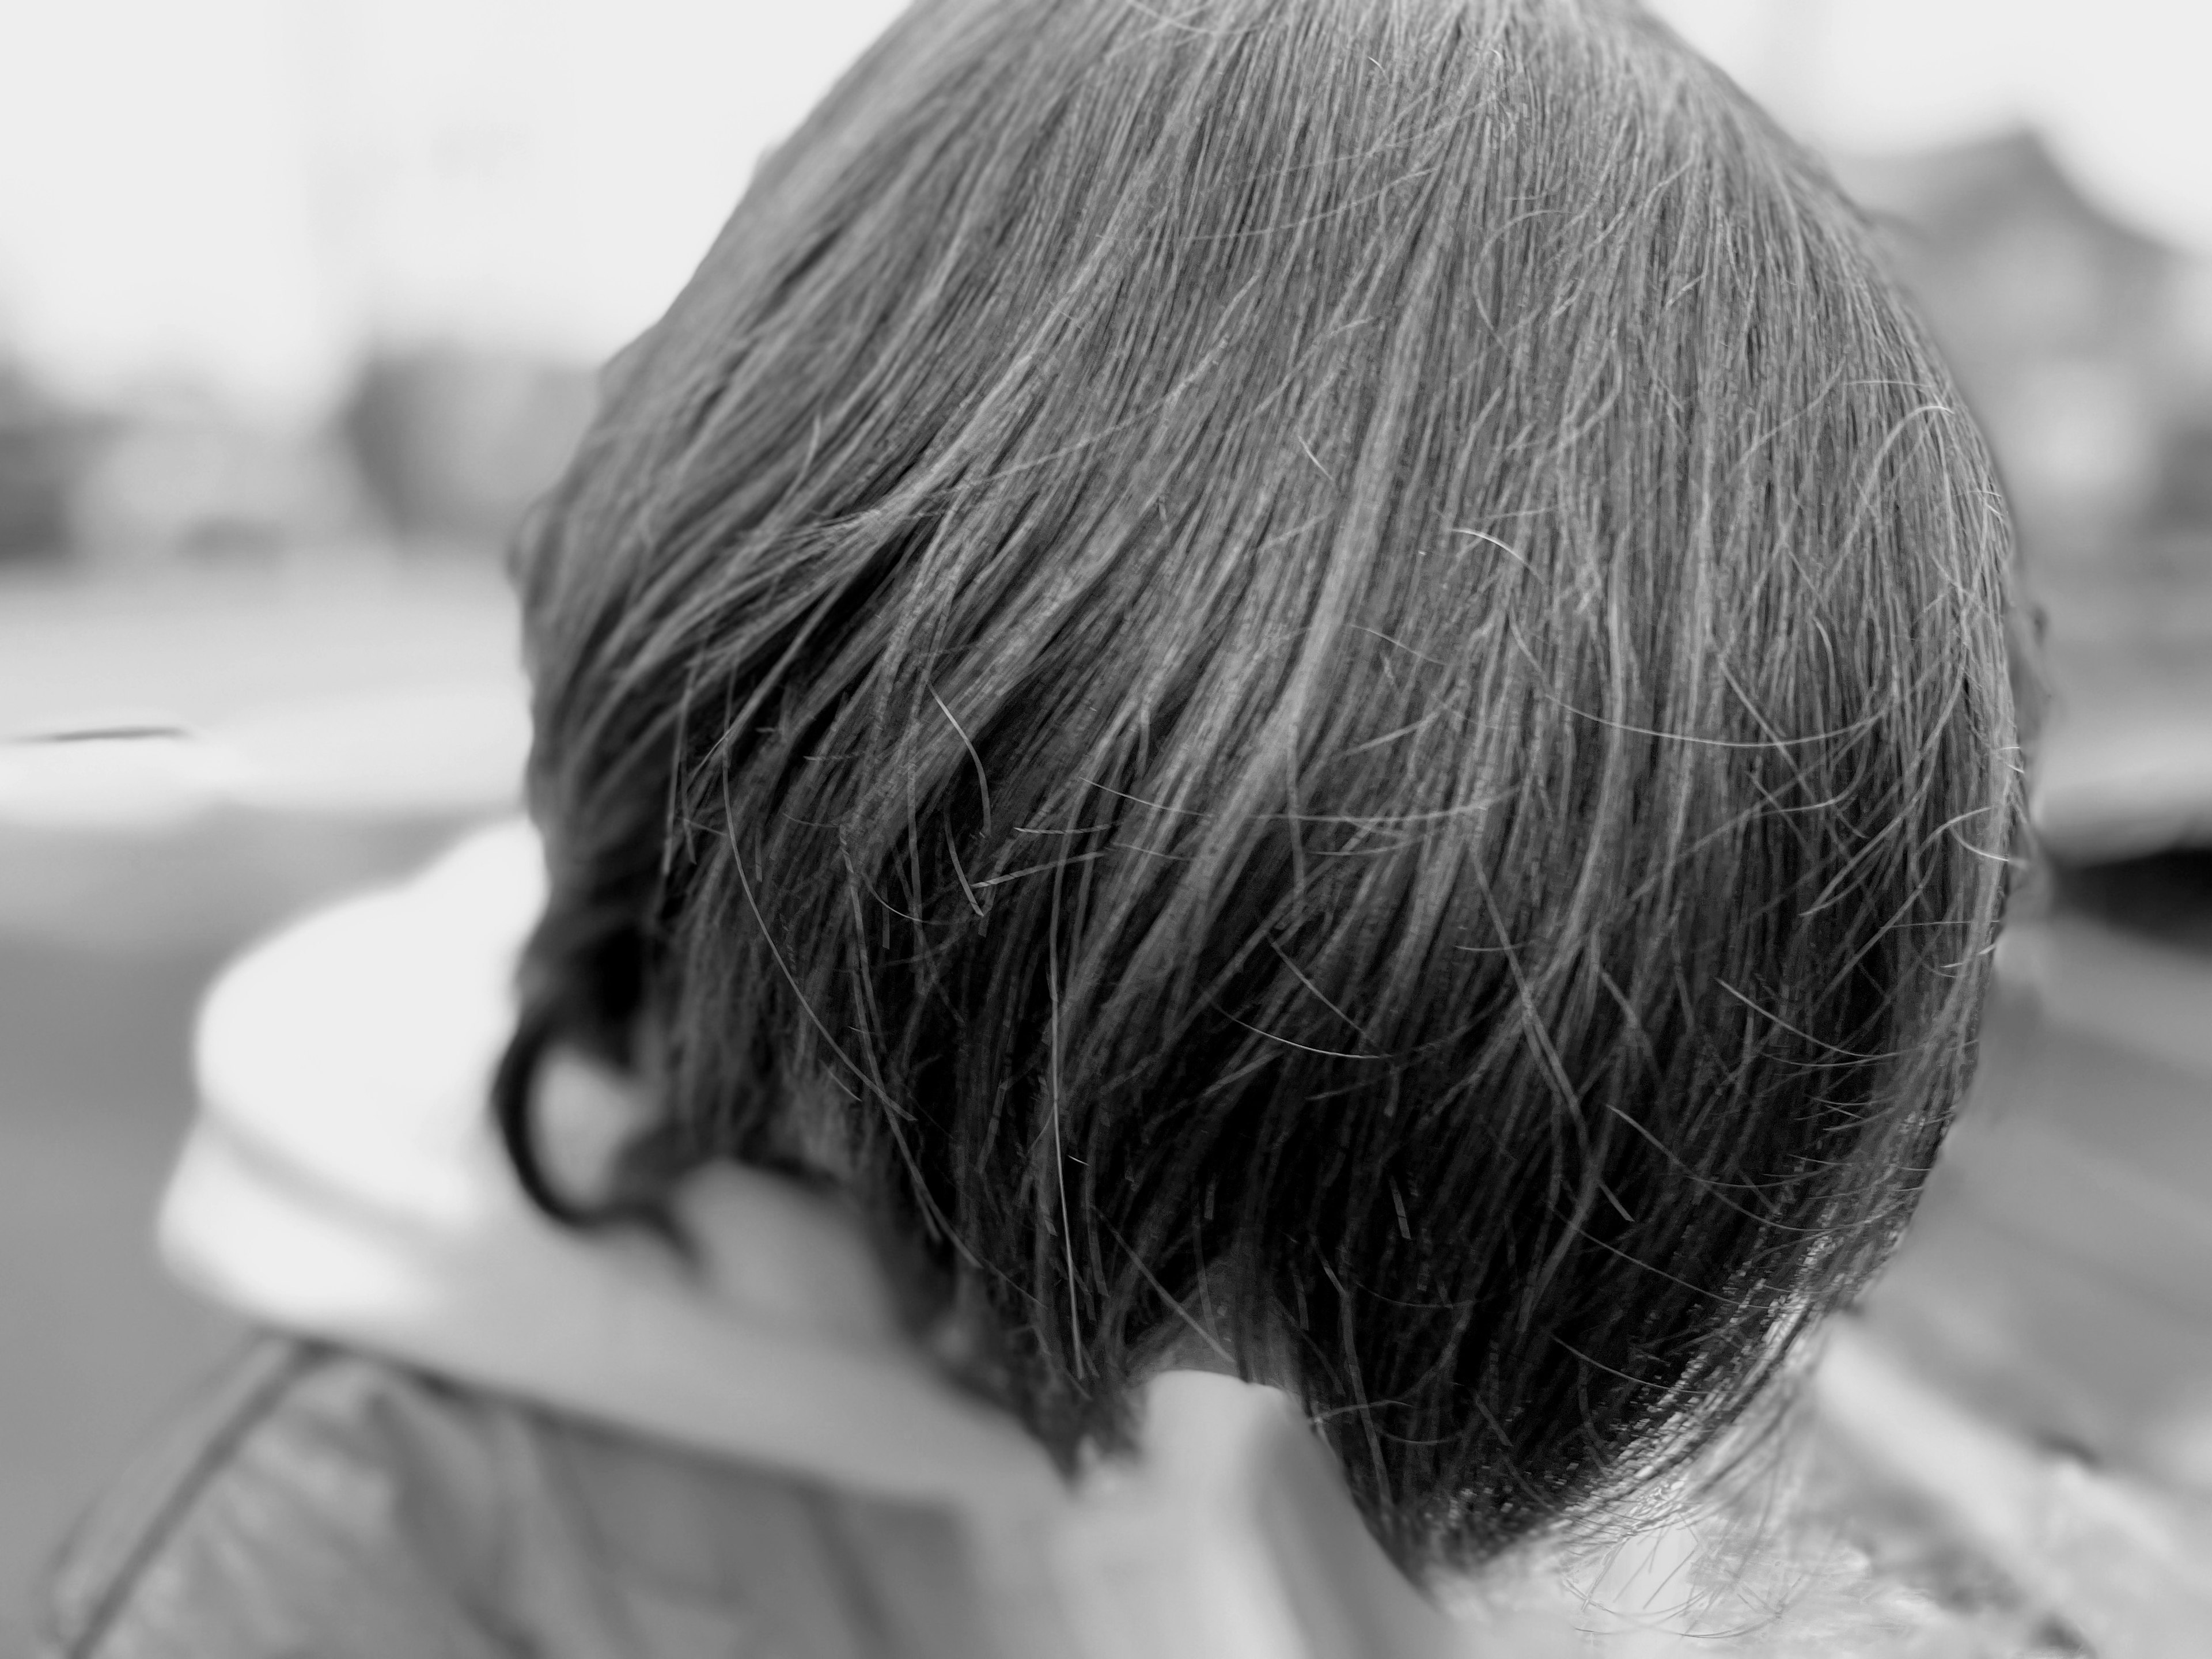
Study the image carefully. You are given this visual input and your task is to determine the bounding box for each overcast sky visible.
[0,0,2204,419]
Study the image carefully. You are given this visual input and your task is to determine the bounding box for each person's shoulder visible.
[36,1335,990,1659]
[37,1337,525,1658]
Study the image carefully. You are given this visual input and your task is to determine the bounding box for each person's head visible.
[498,0,2024,1575]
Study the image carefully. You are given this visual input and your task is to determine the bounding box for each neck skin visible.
[530,1043,1268,1392]
[530,1045,906,1348]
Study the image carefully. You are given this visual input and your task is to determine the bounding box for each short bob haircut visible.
[499,0,2024,1575]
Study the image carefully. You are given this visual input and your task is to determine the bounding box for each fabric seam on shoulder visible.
[43,1338,331,1659]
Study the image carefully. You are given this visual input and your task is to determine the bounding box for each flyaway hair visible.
[498,0,2025,1575]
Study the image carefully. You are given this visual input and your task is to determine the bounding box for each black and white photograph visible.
[5,2,2212,1653]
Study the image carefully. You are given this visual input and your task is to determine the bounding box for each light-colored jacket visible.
[40,827,2114,1657]
[36,825,1464,1659]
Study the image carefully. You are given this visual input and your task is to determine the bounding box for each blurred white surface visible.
[0,563,522,828]
[2036,713,2212,861]
[0,735,248,833]
[0,0,903,419]
[213,679,527,817]
[0,681,526,831]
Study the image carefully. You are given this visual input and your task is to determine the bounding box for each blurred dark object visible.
[2056,849,2212,953]
[343,346,594,551]
[2154,418,2212,536]
[0,362,91,565]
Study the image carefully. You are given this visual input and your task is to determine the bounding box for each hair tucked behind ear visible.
[499,0,2024,1574]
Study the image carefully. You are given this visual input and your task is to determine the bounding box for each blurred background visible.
[5,0,2212,1648]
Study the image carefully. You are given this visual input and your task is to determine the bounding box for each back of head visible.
[503,0,2023,1574]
